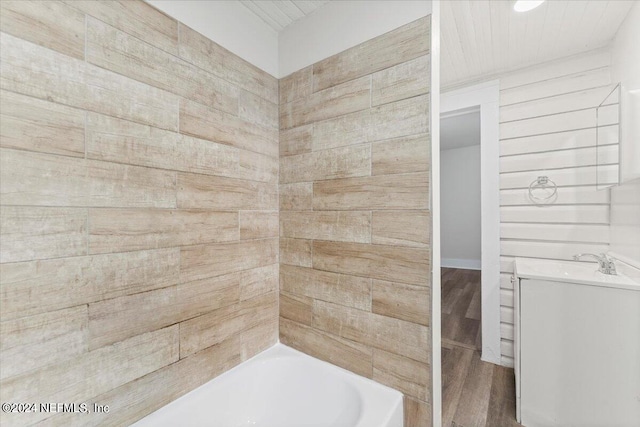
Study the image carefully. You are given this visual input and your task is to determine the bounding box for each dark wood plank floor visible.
[441,268,522,427]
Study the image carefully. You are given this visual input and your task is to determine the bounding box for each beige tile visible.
[280,292,313,326]
[180,239,278,283]
[313,173,429,211]
[372,280,430,325]
[312,109,372,151]
[280,182,313,211]
[369,94,429,142]
[177,172,277,210]
[280,66,313,104]
[0,33,179,131]
[180,99,278,158]
[180,292,278,357]
[239,264,278,301]
[280,238,313,267]
[0,206,87,263]
[371,210,430,247]
[280,124,313,157]
[86,113,277,183]
[178,24,277,103]
[313,300,429,363]
[0,306,87,380]
[0,0,84,59]
[280,144,371,183]
[280,211,371,243]
[371,134,430,176]
[88,209,238,254]
[240,319,278,362]
[0,248,180,321]
[313,241,430,286]
[177,273,241,320]
[280,317,373,378]
[66,0,179,54]
[86,17,238,115]
[239,89,278,129]
[239,211,279,240]
[280,265,371,310]
[0,90,84,157]
[373,348,430,401]
[0,148,177,208]
[372,55,430,106]
[313,17,430,91]
[0,326,178,425]
[404,396,432,427]
[44,336,241,427]
[280,76,370,130]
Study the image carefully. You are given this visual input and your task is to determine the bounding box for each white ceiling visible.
[441,0,635,88]
[441,109,481,151]
[239,1,330,32]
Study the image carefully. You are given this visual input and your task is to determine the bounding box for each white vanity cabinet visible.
[514,258,640,427]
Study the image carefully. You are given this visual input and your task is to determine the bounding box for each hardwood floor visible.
[441,268,522,427]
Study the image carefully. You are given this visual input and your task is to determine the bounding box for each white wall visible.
[279,1,431,77]
[610,2,640,266]
[441,145,481,269]
[147,0,279,76]
[497,49,614,367]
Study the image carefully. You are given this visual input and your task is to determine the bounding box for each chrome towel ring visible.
[528,176,557,204]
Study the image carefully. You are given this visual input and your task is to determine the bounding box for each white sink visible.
[514,257,640,291]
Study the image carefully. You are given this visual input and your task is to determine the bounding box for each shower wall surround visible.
[0,1,278,425]
[278,17,432,426]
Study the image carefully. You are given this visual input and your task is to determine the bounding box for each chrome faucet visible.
[573,253,617,275]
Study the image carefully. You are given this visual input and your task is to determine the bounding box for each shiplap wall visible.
[498,49,616,366]
[0,1,279,425]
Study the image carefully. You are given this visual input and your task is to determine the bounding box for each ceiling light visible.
[514,0,545,13]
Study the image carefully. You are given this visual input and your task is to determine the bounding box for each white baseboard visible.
[441,258,481,270]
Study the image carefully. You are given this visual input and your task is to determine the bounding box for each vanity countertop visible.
[514,257,640,291]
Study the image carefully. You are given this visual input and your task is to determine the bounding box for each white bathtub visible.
[132,343,403,427]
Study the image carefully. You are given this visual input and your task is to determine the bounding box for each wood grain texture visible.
[373,348,430,401]
[280,292,313,326]
[280,211,371,243]
[1,148,177,208]
[239,211,278,240]
[371,210,430,247]
[0,90,85,157]
[313,300,430,363]
[239,89,278,130]
[280,124,313,157]
[86,17,238,115]
[313,241,430,286]
[177,172,276,210]
[178,23,277,103]
[64,0,179,55]
[86,113,277,183]
[372,54,430,106]
[280,76,371,130]
[280,317,373,378]
[0,33,179,131]
[180,239,278,283]
[280,144,370,183]
[88,209,238,254]
[404,396,432,427]
[239,264,278,301]
[0,249,180,321]
[280,264,371,311]
[0,326,178,426]
[371,134,430,176]
[313,173,429,211]
[179,99,278,158]
[313,17,430,91]
[0,0,84,59]
[279,66,312,105]
[0,206,87,263]
[279,182,313,211]
[280,238,313,267]
[372,280,430,326]
[0,306,87,380]
[312,109,372,151]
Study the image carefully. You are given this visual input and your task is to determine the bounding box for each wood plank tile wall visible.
[0,1,278,425]
[278,17,433,427]
[498,49,613,367]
